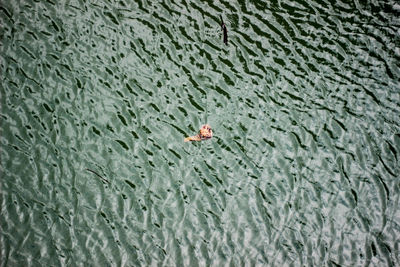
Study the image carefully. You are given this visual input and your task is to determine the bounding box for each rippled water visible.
[1,0,400,266]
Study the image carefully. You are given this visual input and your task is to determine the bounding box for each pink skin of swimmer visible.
[184,124,213,142]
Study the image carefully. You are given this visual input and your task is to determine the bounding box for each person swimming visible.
[220,15,228,45]
[184,124,213,142]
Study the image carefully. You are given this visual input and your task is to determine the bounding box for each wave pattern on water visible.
[1,0,400,266]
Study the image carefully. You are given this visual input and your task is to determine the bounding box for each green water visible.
[1,0,400,266]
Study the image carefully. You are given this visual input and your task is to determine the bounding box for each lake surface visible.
[1,0,400,266]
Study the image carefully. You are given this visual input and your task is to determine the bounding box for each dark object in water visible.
[86,168,109,183]
[220,15,228,45]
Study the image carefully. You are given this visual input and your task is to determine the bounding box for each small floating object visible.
[184,124,213,142]
[220,15,228,45]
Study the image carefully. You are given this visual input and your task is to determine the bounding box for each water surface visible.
[1,0,400,266]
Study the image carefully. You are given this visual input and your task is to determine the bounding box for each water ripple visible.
[2,0,400,266]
